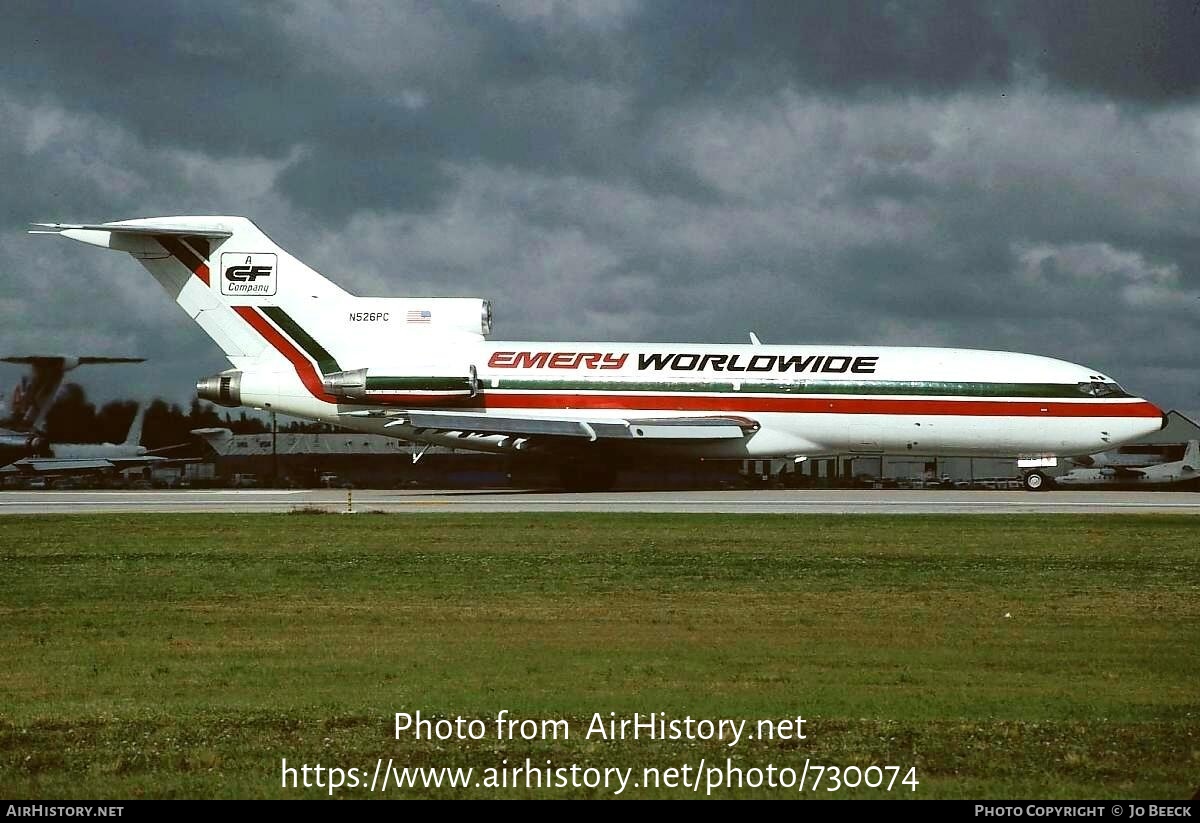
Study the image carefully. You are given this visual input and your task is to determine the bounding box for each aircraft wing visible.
[0,455,175,475]
[351,410,760,442]
[144,442,196,455]
[1104,466,1147,478]
[1,458,121,474]
[108,456,177,468]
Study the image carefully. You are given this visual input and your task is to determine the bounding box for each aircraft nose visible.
[1140,399,1169,430]
[1110,397,1168,446]
[1136,399,1169,436]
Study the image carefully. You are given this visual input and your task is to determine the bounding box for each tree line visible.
[43,383,345,451]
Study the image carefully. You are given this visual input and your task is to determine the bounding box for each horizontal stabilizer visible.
[1,356,144,366]
[29,222,232,239]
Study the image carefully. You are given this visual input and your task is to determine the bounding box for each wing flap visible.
[381,410,757,441]
[623,416,758,440]
[401,412,606,439]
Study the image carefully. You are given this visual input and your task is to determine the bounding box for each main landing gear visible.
[558,461,618,493]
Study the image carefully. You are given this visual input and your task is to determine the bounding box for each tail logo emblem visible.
[221,252,277,296]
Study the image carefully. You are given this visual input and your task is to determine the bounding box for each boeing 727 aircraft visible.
[33,217,1165,490]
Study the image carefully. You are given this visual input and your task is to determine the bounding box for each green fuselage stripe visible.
[365,376,473,392]
[476,379,1132,399]
[261,307,342,375]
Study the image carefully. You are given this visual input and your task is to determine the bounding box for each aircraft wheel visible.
[559,462,617,493]
[1023,471,1049,492]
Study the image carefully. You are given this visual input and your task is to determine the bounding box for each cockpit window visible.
[1076,381,1125,397]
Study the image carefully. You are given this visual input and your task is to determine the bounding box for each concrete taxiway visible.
[0,488,1198,514]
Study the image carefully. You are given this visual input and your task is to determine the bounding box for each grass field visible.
[0,513,1196,798]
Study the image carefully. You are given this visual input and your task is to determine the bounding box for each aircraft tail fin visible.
[30,218,350,371]
[1182,439,1198,471]
[34,218,493,409]
[123,404,147,449]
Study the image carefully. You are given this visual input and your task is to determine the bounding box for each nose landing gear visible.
[1023,471,1051,492]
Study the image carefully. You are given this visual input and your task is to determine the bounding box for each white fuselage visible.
[48,442,146,459]
[232,334,1164,460]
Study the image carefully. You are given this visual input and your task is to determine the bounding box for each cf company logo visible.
[221,252,277,296]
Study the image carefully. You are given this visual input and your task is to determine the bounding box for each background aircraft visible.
[1049,439,1198,489]
[1068,442,1186,469]
[0,356,143,465]
[0,403,195,478]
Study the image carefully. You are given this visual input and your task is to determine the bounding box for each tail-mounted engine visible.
[0,432,50,457]
[196,370,242,408]
[322,366,479,401]
[354,298,493,336]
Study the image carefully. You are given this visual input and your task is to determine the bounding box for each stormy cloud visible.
[1,1,1197,418]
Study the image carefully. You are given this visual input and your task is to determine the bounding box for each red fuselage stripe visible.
[232,306,341,403]
[230,309,1161,420]
[358,391,1161,418]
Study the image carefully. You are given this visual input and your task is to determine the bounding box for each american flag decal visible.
[406,310,431,323]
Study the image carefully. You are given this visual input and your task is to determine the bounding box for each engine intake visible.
[481,300,493,335]
[350,298,494,336]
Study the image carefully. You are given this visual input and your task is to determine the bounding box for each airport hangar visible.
[147,410,1200,490]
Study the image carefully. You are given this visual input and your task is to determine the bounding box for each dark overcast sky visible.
[1,1,1198,419]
